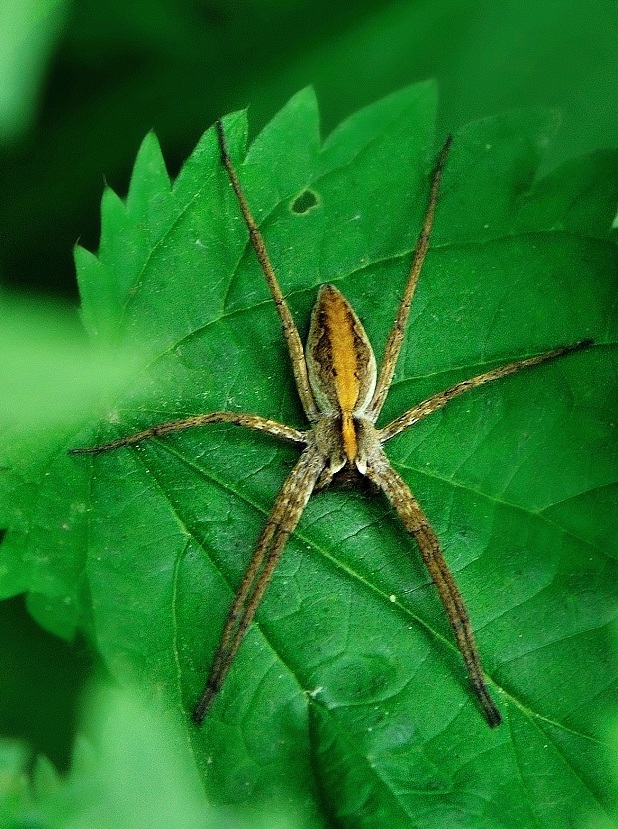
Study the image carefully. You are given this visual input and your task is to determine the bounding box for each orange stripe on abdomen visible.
[321,288,360,461]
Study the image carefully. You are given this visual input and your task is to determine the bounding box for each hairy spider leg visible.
[69,413,306,454]
[366,455,502,727]
[368,135,453,420]
[216,120,319,422]
[193,446,324,723]
[379,339,593,443]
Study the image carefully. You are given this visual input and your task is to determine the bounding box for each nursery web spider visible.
[71,119,592,729]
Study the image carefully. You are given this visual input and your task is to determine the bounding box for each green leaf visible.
[2,83,617,827]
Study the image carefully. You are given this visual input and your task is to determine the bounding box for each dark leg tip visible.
[480,694,502,728]
[475,683,502,728]
[486,706,503,729]
[573,337,594,351]
[67,447,94,456]
[191,704,206,726]
[192,685,217,725]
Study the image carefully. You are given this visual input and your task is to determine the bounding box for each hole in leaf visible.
[291,189,319,214]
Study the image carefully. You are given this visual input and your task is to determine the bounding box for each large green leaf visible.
[1,83,617,827]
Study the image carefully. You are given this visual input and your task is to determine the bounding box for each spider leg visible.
[366,455,502,728]
[192,445,325,724]
[68,412,307,454]
[368,136,453,420]
[216,120,320,423]
[379,338,593,443]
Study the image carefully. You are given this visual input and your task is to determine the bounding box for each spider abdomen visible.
[306,284,377,464]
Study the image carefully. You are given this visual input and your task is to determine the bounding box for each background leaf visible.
[0,0,69,142]
[1,85,617,827]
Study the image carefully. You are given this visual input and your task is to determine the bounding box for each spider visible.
[71,119,592,729]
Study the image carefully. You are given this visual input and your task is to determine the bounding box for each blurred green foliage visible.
[0,0,69,143]
[0,2,616,826]
[0,684,302,829]
[1,0,617,297]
